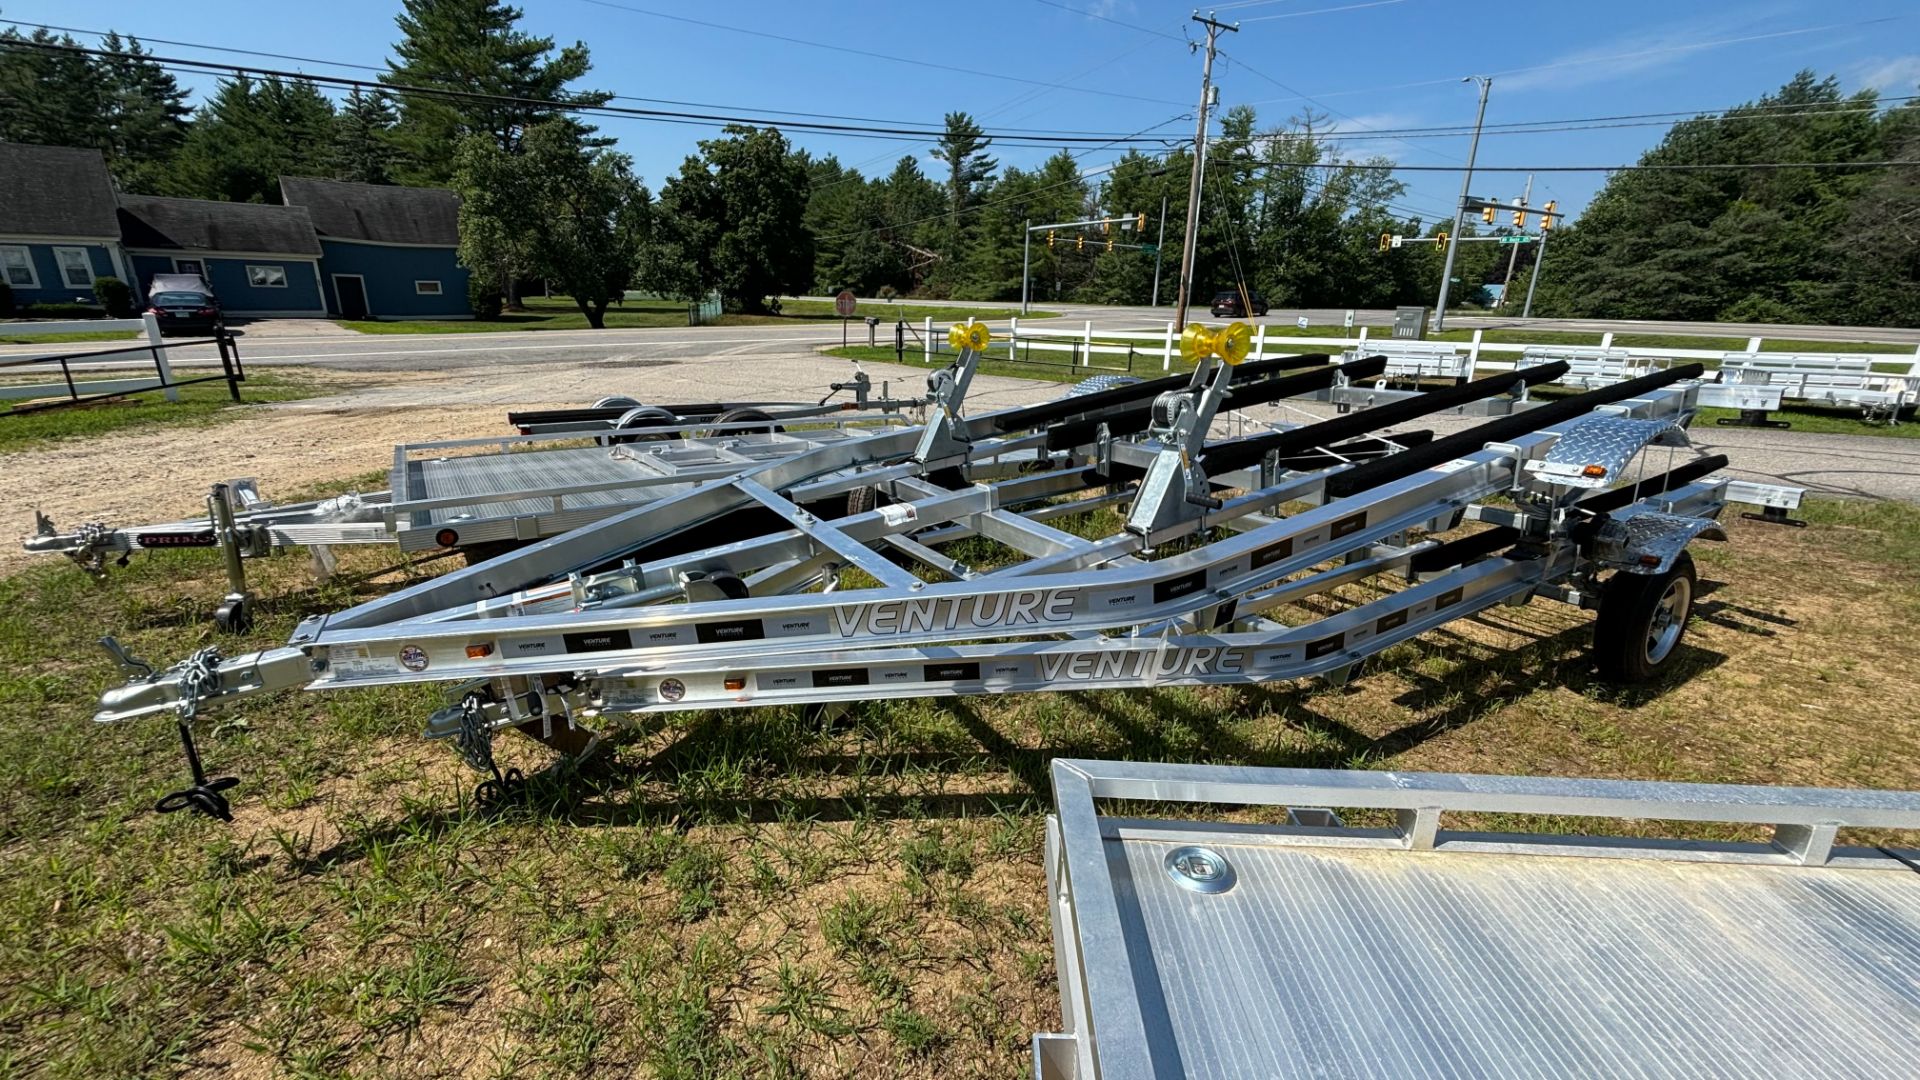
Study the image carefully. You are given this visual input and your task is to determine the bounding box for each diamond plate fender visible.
[1593,507,1725,575]
[1525,416,1687,490]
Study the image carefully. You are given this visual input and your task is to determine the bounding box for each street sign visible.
[1295,316,1310,330]
[1343,309,1355,329]
[1139,243,1158,254]
[834,290,857,316]
[1499,235,1534,245]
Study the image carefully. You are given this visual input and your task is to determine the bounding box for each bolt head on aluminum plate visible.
[1165,845,1236,894]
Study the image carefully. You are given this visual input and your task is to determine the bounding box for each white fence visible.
[906,315,1920,396]
[0,314,178,403]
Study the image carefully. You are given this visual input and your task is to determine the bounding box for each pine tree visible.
[96,33,190,193]
[332,88,400,184]
[383,0,611,185]
[171,77,337,203]
[0,29,111,150]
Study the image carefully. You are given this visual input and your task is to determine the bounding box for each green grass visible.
[0,329,140,345]
[0,371,326,454]
[336,295,1051,335]
[0,492,1915,1075]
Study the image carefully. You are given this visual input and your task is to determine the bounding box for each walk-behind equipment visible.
[88,323,1802,820]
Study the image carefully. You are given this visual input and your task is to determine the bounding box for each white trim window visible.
[0,245,38,288]
[415,279,443,295]
[173,258,205,277]
[52,246,93,288]
[246,264,289,288]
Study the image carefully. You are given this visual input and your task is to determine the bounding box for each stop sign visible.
[834,290,857,317]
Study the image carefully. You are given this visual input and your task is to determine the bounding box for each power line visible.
[1242,0,1410,21]
[1026,0,1184,41]
[0,38,1202,148]
[1,20,1190,141]
[567,0,1189,107]
[1214,158,1920,173]
[1217,48,1468,166]
[1241,15,1907,107]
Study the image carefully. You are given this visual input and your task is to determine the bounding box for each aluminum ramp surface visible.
[1101,839,1920,1078]
[1040,761,1920,1079]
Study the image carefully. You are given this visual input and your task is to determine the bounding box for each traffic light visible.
[1481,205,1496,225]
[1105,236,1114,252]
[1512,200,1528,228]
[1378,232,1392,252]
[1047,230,1055,248]
[1436,231,1449,252]
[1540,200,1557,230]
[1136,212,1147,231]
[1101,218,1110,233]
[1076,234,1084,251]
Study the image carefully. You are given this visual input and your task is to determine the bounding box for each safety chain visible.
[452,693,496,774]
[175,646,226,721]
[69,522,113,577]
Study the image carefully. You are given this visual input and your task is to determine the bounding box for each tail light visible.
[196,307,218,316]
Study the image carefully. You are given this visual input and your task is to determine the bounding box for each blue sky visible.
[5,0,1917,225]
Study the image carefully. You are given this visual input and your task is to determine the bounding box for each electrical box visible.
[1393,306,1428,340]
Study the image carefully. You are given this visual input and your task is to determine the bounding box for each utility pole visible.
[1522,225,1548,319]
[1150,193,1168,307]
[1020,218,1032,315]
[1498,173,1532,308]
[1432,75,1491,333]
[1173,11,1237,332]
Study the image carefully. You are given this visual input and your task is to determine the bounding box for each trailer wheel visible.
[713,408,783,435]
[605,405,680,445]
[214,596,253,634]
[1593,552,1696,683]
[844,484,876,517]
[592,395,641,409]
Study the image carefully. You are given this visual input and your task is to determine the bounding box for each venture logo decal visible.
[1039,647,1243,682]
[398,644,430,672]
[833,589,1078,637]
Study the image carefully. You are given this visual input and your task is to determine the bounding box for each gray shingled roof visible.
[279,177,460,246]
[0,143,121,238]
[116,196,323,256]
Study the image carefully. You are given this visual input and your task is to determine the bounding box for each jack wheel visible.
[214,596,253,634]
[1593,552,1696,683]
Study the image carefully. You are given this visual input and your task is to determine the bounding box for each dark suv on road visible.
[1210,289,1268,317]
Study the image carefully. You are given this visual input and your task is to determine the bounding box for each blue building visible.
[117,196,327,316]
[281,177,471,320]
[0,143,130,308]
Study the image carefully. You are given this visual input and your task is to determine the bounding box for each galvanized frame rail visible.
[1036,759,1920,1079]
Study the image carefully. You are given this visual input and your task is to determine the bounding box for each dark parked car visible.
[145,274,222,336]
[1210,289,1268,317]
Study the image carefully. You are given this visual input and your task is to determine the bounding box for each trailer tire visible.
[844,484,876,517]
[1593,552,1696,683]
[713,408,783,435]
[605,405,680,445]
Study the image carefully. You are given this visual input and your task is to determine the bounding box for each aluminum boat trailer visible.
[91,325,1802,820]
[27,329,1038,628]
[504,360,922,436]
[1035,758,1920,1078]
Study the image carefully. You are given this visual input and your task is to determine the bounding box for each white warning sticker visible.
[878,503,918,528]
[327,645,388,678]
[1432,458,1476,474]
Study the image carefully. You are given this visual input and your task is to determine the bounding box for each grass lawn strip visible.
[0,493,1913,1075]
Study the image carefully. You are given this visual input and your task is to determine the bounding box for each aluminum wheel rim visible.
[1645,574,1692,665]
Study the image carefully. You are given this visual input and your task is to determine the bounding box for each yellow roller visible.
[1179,323,1219,363]
[947,322,991,352]
[1216,322,1252,365]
